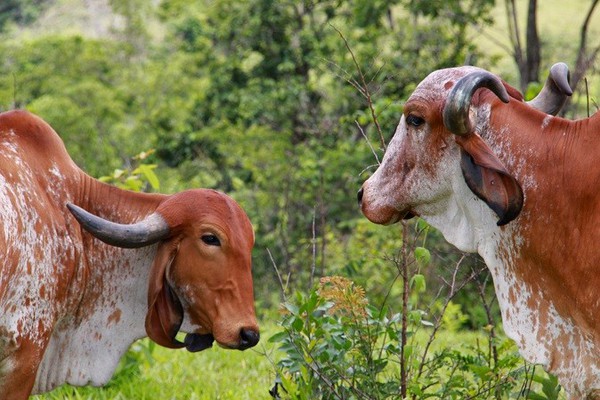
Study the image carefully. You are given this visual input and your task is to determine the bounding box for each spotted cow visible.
[0,110,259,399]
[358,65,600,399]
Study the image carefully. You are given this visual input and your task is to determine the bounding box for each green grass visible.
[33,325,280,400]
[33,322,564,400]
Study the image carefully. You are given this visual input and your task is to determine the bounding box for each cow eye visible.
[201,234,221,246]
[406,114,425,127]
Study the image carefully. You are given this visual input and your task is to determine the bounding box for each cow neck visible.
[38,171,174,392]
[486,103,600,346]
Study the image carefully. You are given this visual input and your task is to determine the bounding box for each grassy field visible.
[34,328,279,400]
[33,324,561,400]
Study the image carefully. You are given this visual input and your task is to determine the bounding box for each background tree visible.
[0,0,499,315]
[499,0,600,107]
[572,0,600,96]
[506,0,540,92]
[0,0,52,32]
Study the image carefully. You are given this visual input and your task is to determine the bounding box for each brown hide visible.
[0,110,258,399]
[359,66,600,399]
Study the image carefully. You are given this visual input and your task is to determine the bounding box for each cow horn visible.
[527,62,572,115]
[443,71,510,136]
[67,203,170,248]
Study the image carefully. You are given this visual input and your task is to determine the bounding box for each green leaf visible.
[526,394,549,400]
[269,331,290,343]
[416,218,430,232]
[291,317,304,332]
[113,169,126,179]
[403,344,413,360]
[283,302,299,315]
[410,274,426,293]
[133,164,160,190]
[414,247,431,267]
[123,176,143,192]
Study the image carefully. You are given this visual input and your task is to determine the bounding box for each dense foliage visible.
[271,275,560,399]
[0,0,500,309]
[0,0,52,31]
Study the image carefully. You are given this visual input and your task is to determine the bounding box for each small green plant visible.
[270,276,403,399]
[99,149,160,192]
[523,368,562,400]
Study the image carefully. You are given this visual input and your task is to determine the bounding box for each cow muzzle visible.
[239,327,260,350]
[215,327,260,351]
[185,326,260,352]
[358,186,414,225]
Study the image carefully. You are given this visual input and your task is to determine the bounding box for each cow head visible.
[67,189,259,352]
[358,67,525,233]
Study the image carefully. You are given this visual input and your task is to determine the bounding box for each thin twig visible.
[586,77,590,117]
[368,59,386,86]
[310,207,317,289]
[355,120,381,165]
[475,269,498,368]
[399,221,409,398]
[472,25,514,56]
[330,24,386,151]
[414,255,481,386]
[359,163,380,176]
[12,73,18,109]
[267,248,288,301]
[323,58,364,94]
[517,363,536,399]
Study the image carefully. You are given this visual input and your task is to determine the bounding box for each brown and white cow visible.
[0,110,259,399]
[358,65,600,399]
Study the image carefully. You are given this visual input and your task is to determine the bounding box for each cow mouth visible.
[402,210,417,220]
[184,332,215,352]
[385,209,417,225]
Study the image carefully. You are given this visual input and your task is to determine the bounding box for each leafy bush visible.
[270,260,564,399]
[270,277,402,399]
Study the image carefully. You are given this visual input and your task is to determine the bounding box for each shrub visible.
[269,230,564,400]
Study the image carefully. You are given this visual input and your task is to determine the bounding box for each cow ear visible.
[502,79,524,101]
[145,241,186,349]
[456,134,524,226]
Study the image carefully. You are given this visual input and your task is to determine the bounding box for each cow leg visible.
[0,335,45,400]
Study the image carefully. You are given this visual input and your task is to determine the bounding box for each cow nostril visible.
[357,188,364,207]
[239,328,260,350]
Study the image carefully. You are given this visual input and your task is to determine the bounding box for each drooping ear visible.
[455,134,524,226]
[145,241,186,349]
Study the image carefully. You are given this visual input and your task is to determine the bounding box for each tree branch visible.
[572,0,600,91]
[331,24,387,152]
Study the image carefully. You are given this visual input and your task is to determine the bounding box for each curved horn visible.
[443,71,510,136]
[67,203,170,248]
[527,62,572,115]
